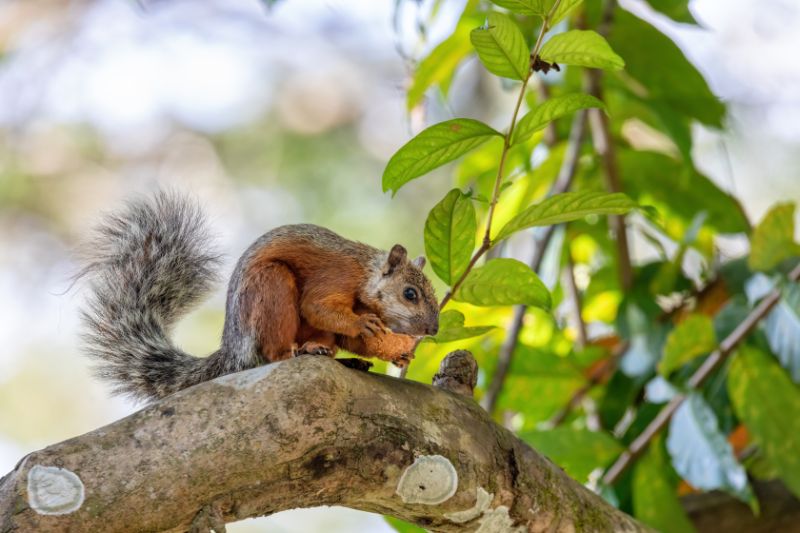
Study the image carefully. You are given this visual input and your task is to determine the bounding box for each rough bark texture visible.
[683,480,800,533]
[0,356,647,533]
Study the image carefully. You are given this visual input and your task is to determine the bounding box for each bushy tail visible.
[80,192,225,402]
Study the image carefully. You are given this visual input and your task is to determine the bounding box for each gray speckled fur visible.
[80,192,259,402]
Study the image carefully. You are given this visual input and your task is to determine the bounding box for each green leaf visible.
[642,0,698,24]
[512,94,604,146]
[521,427,622,482]
[488,0,544,16]
[609,10,723,126]
[382,119,501,194]
[384,516,427,533]
[748,202,799,271]
[424,189,477,285]
[658,314,716,375]
[539,30,625,70]
[470,12,530,80]
[454,258,551,308]
[633,437,697,533]
[495,191,636,242]
[764,282,800,383]
[618,150,750,237]
[499,345,586,422]
[550,0,584,26]
[667,393,755,506]
[728,345,800,498]
[427,310,496,344]
[407,24,474,110]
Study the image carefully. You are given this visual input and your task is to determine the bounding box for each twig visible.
[602,262,800,486]
[564,253,588,349]
[482,110,588,413]
[402,2,564,378]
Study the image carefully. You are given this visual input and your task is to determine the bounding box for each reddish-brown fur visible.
[240,240,418,366]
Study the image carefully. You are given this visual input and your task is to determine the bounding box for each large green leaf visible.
[495,191,636,242]
[618,150,750,237]
[424,189,477,285]
[764,283,800,383]
[748,202,799,272]
[382,119,501,194]
[608,10,724,126]
[658,314,716,375]
[511,93,605,146]
[427,310,496,344]
[539,30,625,70]
[521,427,622,482]
[667,393,754,505]
[633,438,697,533]
[499,345,586,422]
[470,12,530,81]
[454,258,551,308]
[728,345,800,498]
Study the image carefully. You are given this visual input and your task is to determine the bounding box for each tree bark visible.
[0,356,647,533]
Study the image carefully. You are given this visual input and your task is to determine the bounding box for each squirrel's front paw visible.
[392,352,415,368]
[356,313,388,337]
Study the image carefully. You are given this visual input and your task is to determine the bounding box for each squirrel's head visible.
[366,244,439,337]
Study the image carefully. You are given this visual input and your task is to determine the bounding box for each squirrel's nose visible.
[427,322,439,336]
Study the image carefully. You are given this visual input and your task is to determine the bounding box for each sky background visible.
[0,0,798,531]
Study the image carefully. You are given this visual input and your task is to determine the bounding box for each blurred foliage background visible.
[0,0,799,532]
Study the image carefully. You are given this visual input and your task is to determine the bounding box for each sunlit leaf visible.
[427,310,496,344]
[382,119,501,194]
[658,314,716,375]
[511,93,605,146]
[424,189,476,285]
[384,516,426,533]
[667,393,755,506]
[748,202,799,272]
[407,24,474,110]
[521,427,622,482]
[728,345,800,498]
[470,12,530,80]
[488,0,544,16]
[633,437,697,533]
[495,191,636,242]
[454,258,551,308]
[550,0,584,26]
[539,30,625,70]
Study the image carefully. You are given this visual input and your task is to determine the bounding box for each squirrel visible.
[80,192,439,402]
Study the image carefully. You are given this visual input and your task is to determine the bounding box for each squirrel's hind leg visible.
[242,261,301,362]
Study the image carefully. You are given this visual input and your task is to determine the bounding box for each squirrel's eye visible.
[403,287,418,302]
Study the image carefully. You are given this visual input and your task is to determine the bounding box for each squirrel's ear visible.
[383,244,407,275]
[412,255,426,269]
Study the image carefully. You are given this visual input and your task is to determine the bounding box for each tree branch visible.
[1,355,648,533]
[602,262,800,485]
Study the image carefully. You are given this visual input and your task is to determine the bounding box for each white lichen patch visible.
[444,487,493,523]
[396,455,458,505]
[475,505,525,533]
[27,465,85,515]
[215,363,277,390]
